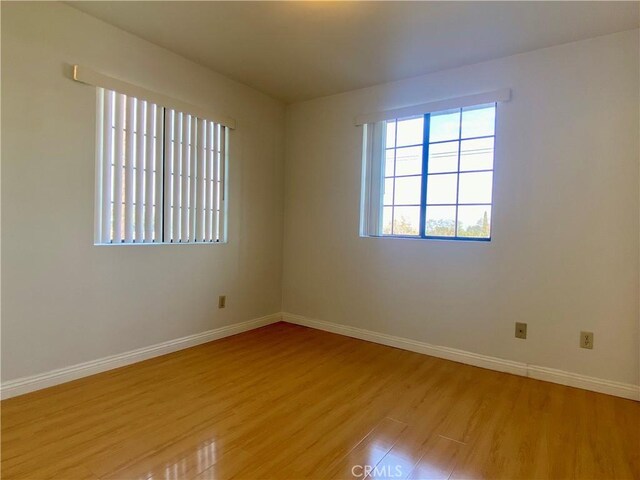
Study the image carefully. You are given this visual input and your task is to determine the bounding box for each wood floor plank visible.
[324,417,408,480]
[2,322,638,480]
[404,435,463,480]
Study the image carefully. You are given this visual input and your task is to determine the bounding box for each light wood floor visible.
[2,322,639,480]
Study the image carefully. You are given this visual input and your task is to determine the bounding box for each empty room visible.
[1,1,639,479]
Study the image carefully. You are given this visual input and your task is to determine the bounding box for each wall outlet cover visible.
[580,331,594,349]
[515,322,527,339]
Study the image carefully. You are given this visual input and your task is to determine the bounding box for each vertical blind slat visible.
[196,119,206,242]
[164,110,174,243]
[181,115,190,242]
[113,93,126,243]
[172,112,183,242]
[135,99,145,242]
[189,116,198,241]
[217,126,226,242]
[124,97,135,243]
[213,124,220,242]
[144,102,155,242]
[101,89,114,244]
[154,106,164,242]
[207,122,218,242]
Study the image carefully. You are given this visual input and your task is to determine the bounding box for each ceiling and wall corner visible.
[68,1,640,103]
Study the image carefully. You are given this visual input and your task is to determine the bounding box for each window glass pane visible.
[426,173,457,204]
[394,176,421,205]
[458,172,493,204]
[429,109,460,143]
[396,116,423,147]
[385,149,395,177]
[395,146,422,176]
[425,206,456,237]
[461,104,495,139]
[460,137,494,171]
[428,141,459,174]
[383,207,393,235]
[458,205,491,238]
[393,206,420,236]
[385,120,396,148]
[383,178,393,206]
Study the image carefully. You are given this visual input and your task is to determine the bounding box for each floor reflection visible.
[144,438,217,480]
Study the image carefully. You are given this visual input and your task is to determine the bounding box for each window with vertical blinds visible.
[96,88,227,245]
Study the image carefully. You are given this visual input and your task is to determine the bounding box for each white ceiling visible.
[70,1,639,104]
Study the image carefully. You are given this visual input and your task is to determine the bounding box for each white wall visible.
[283,30,640,386]
[1,2,285,381]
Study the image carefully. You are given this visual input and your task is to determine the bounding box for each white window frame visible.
[358,89,510,240]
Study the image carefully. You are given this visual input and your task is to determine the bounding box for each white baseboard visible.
[281,312,640,401]
[0,313,282,400]
[4,312,638,402]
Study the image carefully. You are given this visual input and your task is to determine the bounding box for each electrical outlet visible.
[515,322,527,339]
[218,295,226,309]
[580,331,593,349]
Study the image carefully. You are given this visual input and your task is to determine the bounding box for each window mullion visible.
[454,109,463,238]
[419,113,430,238]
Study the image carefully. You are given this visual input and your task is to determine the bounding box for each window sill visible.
[360,234,491,243]
[94,241,228,246]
